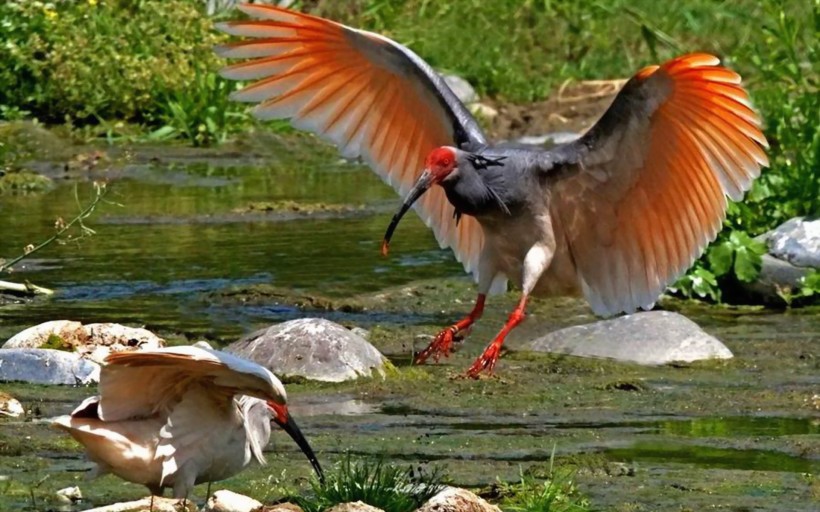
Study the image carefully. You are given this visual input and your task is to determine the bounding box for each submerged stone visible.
[525,311,733,365]
[227,318,387,382]
[0,348,100,385]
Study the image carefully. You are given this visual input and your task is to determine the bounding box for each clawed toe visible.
[415,327,458,364]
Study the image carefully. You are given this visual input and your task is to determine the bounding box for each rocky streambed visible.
[0,134,818,511]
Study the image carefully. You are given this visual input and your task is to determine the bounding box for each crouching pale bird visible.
[216,4,768,377]
[53,343,324,498]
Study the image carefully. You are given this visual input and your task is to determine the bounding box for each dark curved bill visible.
[381,170,434,256]
[276,414,325,483]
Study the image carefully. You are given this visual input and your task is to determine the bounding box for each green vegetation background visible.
[0,0,817,301]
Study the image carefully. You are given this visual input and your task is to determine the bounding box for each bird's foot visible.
[465,340,503,378]
[415,326,462,364]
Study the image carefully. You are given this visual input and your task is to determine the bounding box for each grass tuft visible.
[498,467,590,512]
[294,454,447,512]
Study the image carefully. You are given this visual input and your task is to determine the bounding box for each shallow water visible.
[0,141,461,340]
[1,138,818,511]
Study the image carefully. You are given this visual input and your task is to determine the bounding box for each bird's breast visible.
[477,204,581,297]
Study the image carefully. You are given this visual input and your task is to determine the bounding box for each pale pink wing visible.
[98,344,286,422]
[551,53,768,315]
[215,4,488,276]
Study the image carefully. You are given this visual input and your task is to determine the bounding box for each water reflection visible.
[0,152,462,339]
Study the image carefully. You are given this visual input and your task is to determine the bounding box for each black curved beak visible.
[382,170,434,256]
[270,403,325,483]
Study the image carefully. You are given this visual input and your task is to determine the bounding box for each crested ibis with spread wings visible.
[216,4,768,377]
[53,343,324,498]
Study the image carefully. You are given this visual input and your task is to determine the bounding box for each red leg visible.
[466,295,529,378]
[415,294,486,364]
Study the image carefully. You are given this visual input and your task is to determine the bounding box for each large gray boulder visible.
[227,318,388,382]
[763,217,820,268]
[0,348,100,385]
[526,311,732,365]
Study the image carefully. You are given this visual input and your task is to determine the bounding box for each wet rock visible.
[0,348,100,385]
[0,391,24,417]
[204,490,262,512]
[526,311,733,365]
[763,217,820,268]
[82,497,196,512]
[227,318,387,382]
[55,486,82,504]
[442,74,478,104]
[3,320,164,364]
[734,254,812,305]
[417,487,501,512]
[327,502,385,512]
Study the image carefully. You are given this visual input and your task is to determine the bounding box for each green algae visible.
[233,200,365,215]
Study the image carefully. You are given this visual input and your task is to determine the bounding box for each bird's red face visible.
[267,400,289,425]
[381,147,457,256]
[425,147,458,183]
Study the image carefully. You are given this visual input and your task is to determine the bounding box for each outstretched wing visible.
[99,344,286,422]
[216,4,488,275]
[550,53,768,315]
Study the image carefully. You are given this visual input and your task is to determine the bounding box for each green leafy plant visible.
[0,0,229,140]
[295,454,446,512]
[498,468,589,512]
[157,67,251,146]
[671,231,767,303]
[777,269,820,306]
[0,169,52,194]
[675,0,817,303]
[706,231,767,284]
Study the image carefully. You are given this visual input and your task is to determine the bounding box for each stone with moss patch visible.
[227,318,388,383]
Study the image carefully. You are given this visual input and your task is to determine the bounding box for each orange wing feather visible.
[216,4,487,277]
[553,53,768,315]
